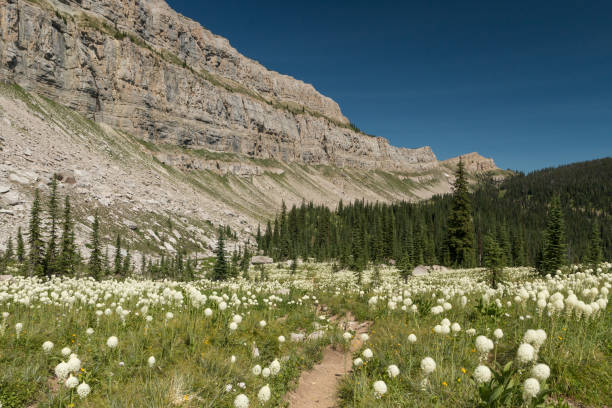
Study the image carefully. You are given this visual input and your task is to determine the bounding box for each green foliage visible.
[448,160,475,267]
[541,195,566,275]
[0,379,35,408]
[28,189,45,276]
[88,214,103,279]
[212,228,228,281]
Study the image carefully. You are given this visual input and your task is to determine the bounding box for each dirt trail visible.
[286,312,370,408]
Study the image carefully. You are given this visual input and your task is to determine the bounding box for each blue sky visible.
[167,0,612,172]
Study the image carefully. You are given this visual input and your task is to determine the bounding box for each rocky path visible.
[286,313,370,408]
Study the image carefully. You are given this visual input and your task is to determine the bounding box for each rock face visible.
[0,0,441,171]
[442,153,499,173]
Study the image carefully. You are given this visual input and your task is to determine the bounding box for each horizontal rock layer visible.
[0,0,453,171]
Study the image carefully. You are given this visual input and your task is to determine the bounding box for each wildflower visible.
[493,329,503,340]
[270,359,281,375]
[229,322,238,331]
[233,314,243,323]
[373,380,387,397]
[360,333,369,342]
[451,323,461,333]
[262,367,271,377]
[65,375,79,389]
[107,336,119,349]
[42,341,54,353]
[165,312,174,320]
[231,355,236,363]
[61,347,72,357]
[278,335,286,343]
[252,364,262,375]
[55,361,70,380]
[516,343,535,365]
[204,308,213,317]
[362,348,373,359]
[15,322,23,337]
[473,365,492,383]
[408,333,417,343]
[76,382,90,399]
[86,328,94,335]
[387,364,400,377]
[67,355,81,373]
[421,357,436,375]
[259,320,267,328]
[475,336,494,355]
[234,393,249,408]
[353,357,363,367]
[258,384,271,402]
[148,356,156,367]
[226,384,233,392]
[343,332,353,341]
[531,363,550,382]
[522,378,540,402]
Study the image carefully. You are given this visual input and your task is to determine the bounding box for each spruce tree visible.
[113,234,122,276]
[398,250,413,283]
[447,160,475,267]
[28,189,45,276]
[16,227,25,263]
[541,195,566,275]
[5,238,14,264]
[483,232,503,288]
[122,246,131,277]
[88,214,103,280]
[586,221,603,267]
[290,254,298,275]
[212,228,228,281]
[58,196,75,275]
[44,175,59,276]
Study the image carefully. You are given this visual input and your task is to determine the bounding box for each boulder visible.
[412,265,429,276]
[123,220,138,230]
[251,255,273,265]
[0,184,10,194]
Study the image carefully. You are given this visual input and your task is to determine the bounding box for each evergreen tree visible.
[113,234,122,275]
[44,175,60,276]
[541,195,566,275]
[16,227,25,263]
[88,214,103,280]
[586,221,603,267]
[398,250,413,283]
[122,246,131,276]
[58,196,75,275]
[290,254,298,275]
[483,232,503,288]
[447,160,475,267]
[212,228,228,281]
[28,189,45,276]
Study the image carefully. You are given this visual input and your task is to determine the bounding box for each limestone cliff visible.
[0,0,442,171]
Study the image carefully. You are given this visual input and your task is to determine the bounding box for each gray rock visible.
[123,220,138,230]
[3,191,22,206]
[251,255,273,265]
[8,173,30,185]
[412,265,429,276]
[0,185,10,194]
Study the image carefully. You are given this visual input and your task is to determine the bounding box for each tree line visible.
[257,158,610,275]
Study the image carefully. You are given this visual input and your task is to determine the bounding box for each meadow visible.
[0,262,610,407]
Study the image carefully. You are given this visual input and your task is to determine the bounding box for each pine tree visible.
[483,232,503,288]
[5,238,14,264]
[122,246,131,277]
[44,175,60,276]
[541,195,566,275]
[212,228,228,281]
[58,196,75,275]
[28,189,45,276]
[113,234,122,276]
[447,160,475,267]
[586,221,603,268]
[16,227,25,263]
[290,254,298,275]
[398,250,413,283]
[88,214,103,280]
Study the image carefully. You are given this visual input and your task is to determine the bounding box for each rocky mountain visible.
[0,0,504,256]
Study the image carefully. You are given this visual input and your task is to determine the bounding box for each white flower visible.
[234,393,249,408]
[65,375,79,389]
[262,367,271,377]
[451,323,461,333]
[231,355,236,363]
[165,312,174,320]
[204,308,213,317]
[387,364,400,377]
[229,322,238,331]
[408,334,417,343]
[493,329,503,340]
[475,336,494,355]
[15,322,23,335]
[55,361,70,380]
[473,365,492,383]
[225,384,233,392]
[531,363,550,382]
[466,328,476,336]
[362,348,373,359]
[42,341,54,353]
[219,302,227,311]
[259,320,267,328]
[107,336,119,348]
[343,332,353,341]
[373,380,387,397]
[360,333,369,342]
[233,314,243,323]
[421,357,436,375]
[270,359,281,375]
[252,364,262,375]
[258,384,271,402]
[148,356,156,367]
[86,328,94,335]
[77,382,91,399]
[61,347,72,357]
[278,335,286,343]
[67,355,81,373]
[516,343,535,364]
[353,357,363,367]
[523,378,540,401]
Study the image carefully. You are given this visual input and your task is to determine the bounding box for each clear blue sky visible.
[167,0,612,172]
